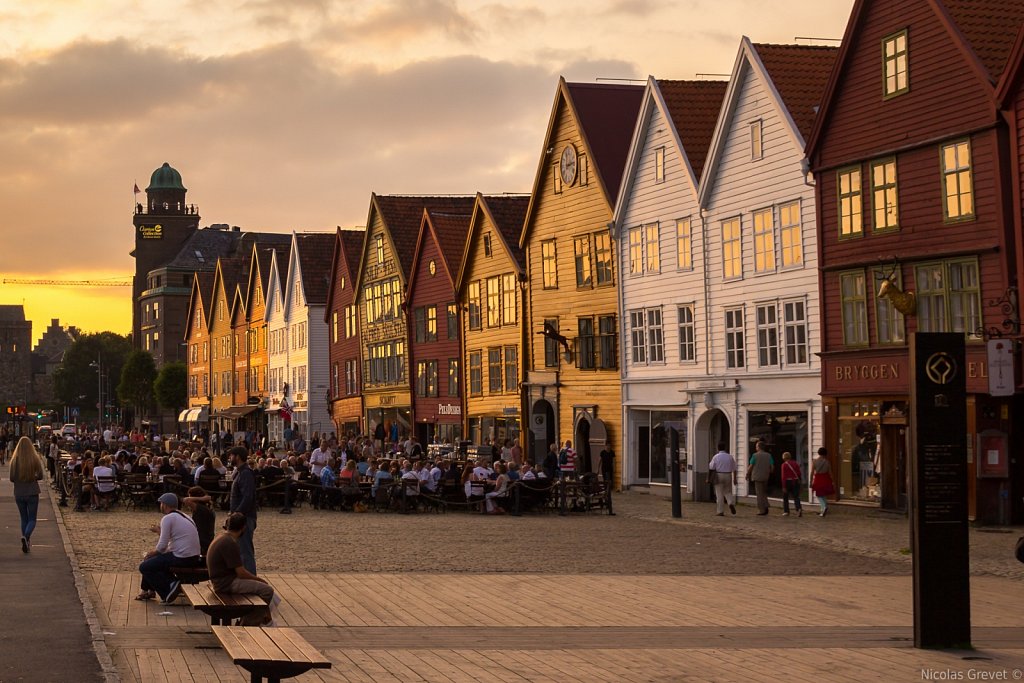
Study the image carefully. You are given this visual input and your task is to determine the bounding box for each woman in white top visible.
[91,455,118,510]
[485,462,509,514]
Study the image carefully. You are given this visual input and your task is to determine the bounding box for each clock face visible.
[428,260,436,276]
[560,145,577,186]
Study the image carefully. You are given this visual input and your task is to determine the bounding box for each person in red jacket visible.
[780,451,803,517]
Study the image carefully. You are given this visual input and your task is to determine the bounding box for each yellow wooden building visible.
[519,79,643,483]
[455,193,530,447]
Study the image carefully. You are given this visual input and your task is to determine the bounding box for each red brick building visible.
[807,0,1024,522]
[407,208,473,446]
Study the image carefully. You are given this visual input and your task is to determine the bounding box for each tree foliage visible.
[117,350,157,418]
[53,332,133,409]
[154,361,187,413]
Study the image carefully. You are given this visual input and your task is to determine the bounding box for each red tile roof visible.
[753,44,839,141]
[942,0,1024,81]
[374,195,477,281]
[656,80,729,180]
[566,82,645,202]
[294,233,337,305]
[482,195,529,270]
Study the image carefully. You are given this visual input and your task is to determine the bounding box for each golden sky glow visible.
[0,0,853,345]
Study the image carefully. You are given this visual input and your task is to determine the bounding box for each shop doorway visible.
[574,417,592,474]
[529,399,555,464]
[694,409,730,502]
[880,422,908,511]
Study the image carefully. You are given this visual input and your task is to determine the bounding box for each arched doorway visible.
[529,399,555,464]
[694,409,730,502]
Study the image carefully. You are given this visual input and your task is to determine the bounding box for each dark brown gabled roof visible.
[339,230,364,281]
[372,195,476,282]
[294,233,336,305]
[656,80,729,180]
[482,195,529,270]
[216,257,248,320]
[566,82,645,203]
[943,0,1024,82]
[753,44,839,141]
[192,270,216,330]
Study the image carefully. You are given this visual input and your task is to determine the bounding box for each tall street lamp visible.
[89,355,101,429]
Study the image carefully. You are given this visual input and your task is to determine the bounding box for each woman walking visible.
[811,447,834,517]
[9,436,45,552]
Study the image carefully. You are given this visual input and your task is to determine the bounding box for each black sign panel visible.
[910,332,970,648]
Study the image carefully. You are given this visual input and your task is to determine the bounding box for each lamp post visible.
[89,355,102,429]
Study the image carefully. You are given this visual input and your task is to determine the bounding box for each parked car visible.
[61,423,78,436]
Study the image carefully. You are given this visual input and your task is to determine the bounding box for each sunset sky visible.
[0,0,852,344]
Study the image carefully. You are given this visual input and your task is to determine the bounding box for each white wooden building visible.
[693,39,836,499]
[613,77,727,494]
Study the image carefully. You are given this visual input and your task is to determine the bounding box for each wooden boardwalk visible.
[87,573,1024,682]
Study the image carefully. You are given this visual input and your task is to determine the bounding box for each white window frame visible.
[628,226,643,275]
[677,304,696,363]
[725,307,745,369]
[644,223,660,273]
[676,217,692,270]
[655,146,665,183]
[750,119,763,160]
[778,201,802,268]
[755,302,779,367]
[783,299,808,365]
[722,217,742,280]
[752,207,776,273]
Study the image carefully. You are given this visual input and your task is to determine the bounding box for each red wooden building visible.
[407,207,473,446]
[325,228,367,437]
[806,0,1024,522]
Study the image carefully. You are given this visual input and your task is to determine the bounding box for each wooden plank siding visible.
[408,216,465,442]
[185,273,213,411]
[813,0,996,172]
[460,204,525,443]
[265,250,290,445]
[818,128,1009,353]
[230,286,249,409]
[523,91,630,475]
[245,249,270,414]
[357,211,412,424]
[327,230,365,433]
[209,263,238,418]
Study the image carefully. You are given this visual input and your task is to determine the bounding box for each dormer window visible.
[750,120,763,161]
[484,234,493,257]
[655,147,665,182]
[883,30,909,97]
[375,236,384,263]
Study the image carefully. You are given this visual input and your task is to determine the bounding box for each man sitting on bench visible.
[136,493,202,603]
[207,512,276,626]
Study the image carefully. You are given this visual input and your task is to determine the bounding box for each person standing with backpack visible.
[780,452,803,517]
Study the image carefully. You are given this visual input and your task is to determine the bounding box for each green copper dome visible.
[146,162,186,192]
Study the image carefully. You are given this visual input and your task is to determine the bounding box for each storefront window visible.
[631,409,686,484]
[747,410,809,500]
[837,401,880,502]
[367,407,412,450]
[468,416,520,447]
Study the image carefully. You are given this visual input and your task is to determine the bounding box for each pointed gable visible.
[456,194,530,294]
[325,228,366,322]
[407,208,472,303]
[566,82,645,203]
[186,270,216,336]
[753,44,839,141]
[368,195,476,287]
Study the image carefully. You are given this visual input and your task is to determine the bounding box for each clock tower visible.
[131,162,200,348]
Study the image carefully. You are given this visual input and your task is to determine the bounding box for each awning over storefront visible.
[177,409,190,423]
[214,405,261,420]
[184,406,209,423]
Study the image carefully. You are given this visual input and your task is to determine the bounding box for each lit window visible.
[375,235,384,263]
[750,120,763,160]
[541,240,558,289]
[594,231,613,285]
[628,227,643,275]
[678,305,695,362]
[941,141,974,220]
[644,223,660,273]
[779,201,802,267]
[722,218,741,279]
[676,218,692,270]
[871,158,899,230]
[752,208,775,273]
[783,300,808,364]
[501,274,517,324]
[883,30,909,97]
[838,167,863,237]
[574,235,593,288]
[916,258,981,337]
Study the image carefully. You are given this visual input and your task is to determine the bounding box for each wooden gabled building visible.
[326,228,367,437]
[407,207,473,446]
[806,0,1024,521]
[354,194,474,448]
[456,194,531,449]
[182,270,216,433]
[208,257,248,440]
[520,79,643,476]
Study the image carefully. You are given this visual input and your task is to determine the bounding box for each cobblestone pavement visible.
[55,488,928,577]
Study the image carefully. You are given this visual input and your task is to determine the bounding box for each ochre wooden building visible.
[456,193,530,449]
[520,79,643,478]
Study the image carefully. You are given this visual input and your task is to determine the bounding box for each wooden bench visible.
[212,626,331,683]
[170,564,209,585]
[182,583,267,626]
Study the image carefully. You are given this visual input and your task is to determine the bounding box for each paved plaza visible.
[12,479,1024,682]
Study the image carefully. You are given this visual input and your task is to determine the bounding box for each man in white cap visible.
[136,492,202,604]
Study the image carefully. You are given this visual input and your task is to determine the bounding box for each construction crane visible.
[2,277,132,287]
